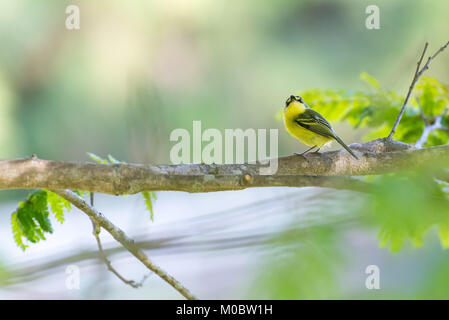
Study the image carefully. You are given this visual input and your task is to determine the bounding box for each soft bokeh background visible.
[1,0,449,299]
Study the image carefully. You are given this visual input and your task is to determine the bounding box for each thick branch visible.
[0,139,448,194]
[52,190,196,300]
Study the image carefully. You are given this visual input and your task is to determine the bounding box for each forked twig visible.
[388,41,449,140]
[89,192,150,288]
[53,189,197,300]
[415,97,448,149]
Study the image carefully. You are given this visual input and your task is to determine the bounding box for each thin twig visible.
[415,116,446,149]
[52,189,197,300]
[388,41,449,140]
[415,96,448,149]
[89,192,149,288]
[388,42,428,139]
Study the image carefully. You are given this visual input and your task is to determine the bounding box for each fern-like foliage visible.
[142,191,157,222]
[44,189,72,224]
[88,152,157,221]
[11,190,72,251]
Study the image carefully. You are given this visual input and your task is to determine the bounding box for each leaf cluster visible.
[371,172,449,252]
[11,190,71,251]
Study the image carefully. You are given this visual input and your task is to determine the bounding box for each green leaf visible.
[427,129,449,147]
[74,190,86,197]
[45,189,71,224]
[10,190,73,251]
[142,191,157,222]
[372,173,449,252]
[415,77,449,117]
[107,154,124,164]
[87,152,109,164]
[360,72,380,90]
[438,223,449,249]
[11,211,27,251]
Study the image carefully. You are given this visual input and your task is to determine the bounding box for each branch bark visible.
[1,139,448,194]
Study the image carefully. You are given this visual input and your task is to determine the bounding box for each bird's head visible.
[285,95,308,113]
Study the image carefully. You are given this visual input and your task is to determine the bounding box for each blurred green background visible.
[1,0,448,164]
[1,0,449,300]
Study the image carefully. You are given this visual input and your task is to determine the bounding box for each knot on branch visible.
[352,138,415,153]
[240,173,253,186]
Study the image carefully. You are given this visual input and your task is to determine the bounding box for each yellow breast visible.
[283,102,331,147]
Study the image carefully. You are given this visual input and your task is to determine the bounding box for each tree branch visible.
[388,41,449,140]
[89,192,150,288]
[51,190,197,300]
[1,139,448,194]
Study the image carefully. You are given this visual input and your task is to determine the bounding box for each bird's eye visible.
[297,96,303,103]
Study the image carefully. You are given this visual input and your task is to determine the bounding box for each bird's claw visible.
[294,152,309,161]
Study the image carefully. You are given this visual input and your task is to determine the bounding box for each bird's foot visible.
[294,145,317,160]
[294,152,309,161]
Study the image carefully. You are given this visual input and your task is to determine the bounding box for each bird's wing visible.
[294,109,336,138]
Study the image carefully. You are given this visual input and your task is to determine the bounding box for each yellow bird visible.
[283,95,358,159]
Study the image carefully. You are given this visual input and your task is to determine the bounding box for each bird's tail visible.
[333,135,359,160]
